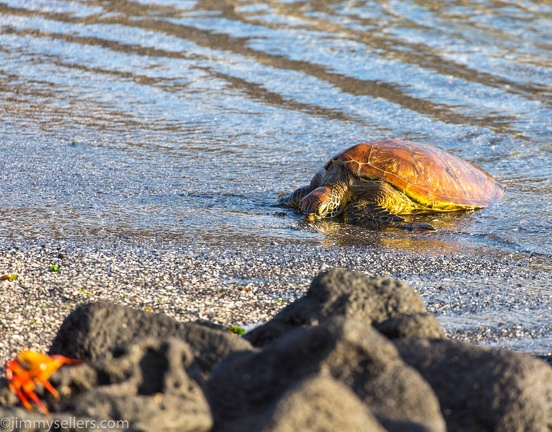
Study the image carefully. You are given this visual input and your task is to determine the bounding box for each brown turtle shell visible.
[326,139,504,210]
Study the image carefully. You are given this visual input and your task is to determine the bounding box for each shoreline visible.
[1,238,551,367]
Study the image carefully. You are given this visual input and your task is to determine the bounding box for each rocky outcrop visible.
[244,268,444,346]
[209,317,445,432]
[58,337,212,432]
[0,268,550,432]
[395,338,552,432]
[259,375,386,432]
[49,301,254,374]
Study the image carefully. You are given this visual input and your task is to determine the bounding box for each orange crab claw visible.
[4,351,83,414]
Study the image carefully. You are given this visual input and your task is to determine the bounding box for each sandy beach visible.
[1,238,550,367]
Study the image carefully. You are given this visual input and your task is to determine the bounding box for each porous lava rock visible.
[395,338,552,432]
[245,268,444,346]
[0,337,214,432]
[208,317,446,432]
[49,301,254,374]
[259,375,386,432]
[64,337,212,432]
[1,268,550,432]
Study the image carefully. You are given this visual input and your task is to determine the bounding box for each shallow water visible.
[0,1,550,351]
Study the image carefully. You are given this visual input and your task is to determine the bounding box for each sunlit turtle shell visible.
[332,139,504,210]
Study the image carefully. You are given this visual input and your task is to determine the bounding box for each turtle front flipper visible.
[279,185,315,208]
[279,168,325,209]
[344,201,436,232]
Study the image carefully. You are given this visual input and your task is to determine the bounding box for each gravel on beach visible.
[1,238,550,367]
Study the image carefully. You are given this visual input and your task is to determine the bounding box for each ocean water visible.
[0,0,550,351]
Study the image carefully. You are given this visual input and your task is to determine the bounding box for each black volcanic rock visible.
[1,269,550,432]
[46,337,212,431]
[245,268,443,346]
[259,375,386,432]
[209,317,446,432]
[395,338,552,432]
[49,301,254,374]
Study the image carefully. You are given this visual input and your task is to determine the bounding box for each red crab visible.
[4,350,83,414]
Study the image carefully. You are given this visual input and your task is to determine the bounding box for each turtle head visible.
[300,186,345,221]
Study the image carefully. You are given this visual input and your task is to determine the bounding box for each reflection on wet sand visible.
[297,211,479,252]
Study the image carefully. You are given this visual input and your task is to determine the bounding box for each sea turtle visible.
[280,139,504,231]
